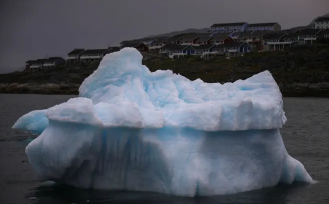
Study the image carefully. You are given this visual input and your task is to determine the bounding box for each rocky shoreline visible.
[0,83,79,95]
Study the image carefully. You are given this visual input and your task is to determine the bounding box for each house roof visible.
[211,22,247,27]
[26,57,63,64]
[212,33,231,41]
[247,23,278,27]
[298,29,322,35]
[120,42,145,48]
[251,31,269,37]
[315,17,329,22]
[68,49,85,55]
[237,31,253,38]
[166,36,183,42]
[180,35,199,42]
[154,38,168,44]
[44,57,64,63]
[196,36,213,42]
[160,44,190,51]
[107,47,120,51]
[192,44,215,50]
[120,37,155,45]
[237,31,269,38]
[282,33,299,39]
[80,49,109,55]
[322,29,329,34]
[26,59,47,64]
[263,32,286,40]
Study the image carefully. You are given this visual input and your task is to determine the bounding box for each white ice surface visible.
[13,48,312,196]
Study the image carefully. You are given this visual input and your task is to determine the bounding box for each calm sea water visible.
[0,94,328,204]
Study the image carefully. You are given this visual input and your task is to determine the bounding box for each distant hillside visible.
[1,44,329,96]
[148,28,210,38]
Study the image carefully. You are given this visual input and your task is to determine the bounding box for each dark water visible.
[0,94,328,204]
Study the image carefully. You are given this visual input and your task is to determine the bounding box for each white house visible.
[43,57,65,68]
[148,37,168,51]
[192,44,216,58]
[314,17,329,29]
[246,23,281,32]
[263,32,287,51]
[222,42,251,57]
[210,22,248,33]
[66,49,85,64]
[25,59,45,71]
[79,49,110,63]
[297,29,322,44]
[159,44,195,58]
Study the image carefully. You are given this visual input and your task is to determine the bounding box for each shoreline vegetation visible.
[1,44,329,97]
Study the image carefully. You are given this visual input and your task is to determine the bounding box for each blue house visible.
[222,42,251,57]
[159,44,195,58]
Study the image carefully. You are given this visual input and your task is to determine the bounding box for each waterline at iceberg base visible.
[13,48,312,197]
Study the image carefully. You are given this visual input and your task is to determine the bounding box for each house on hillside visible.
[192,44,216,58]
[167,45,195,59]
[180,35,199,45]
[43,57,65,68]
[149,38,168,51]
[66,49,85,64]
[230,31,243,41]
[318,29,329,43]
[120,42,149,52]
[166,36,183,44]
[120,38,155,46]
[237,31,269,50]
[209,33,233,45]
[107,46,120,53]
[281,33,299,46]
[25,60,34,71]
[159,44,195,58]
[79,49,111,63]
[263,32,287,51]
[236,32,253,42]
[159,44,182,55]
[314,17,329,29]
[221,42,251,57]
[211,44,226,55]
[193,36,213,45]
[210,22,248,33]
[25,59,46,71]
[297,29,322,44]
[246,23,281,32]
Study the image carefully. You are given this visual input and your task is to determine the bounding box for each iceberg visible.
[13,48,312,196]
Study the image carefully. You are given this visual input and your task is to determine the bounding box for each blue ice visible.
[13,48,312,196]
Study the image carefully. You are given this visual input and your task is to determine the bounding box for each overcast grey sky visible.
[0,0,328,73]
